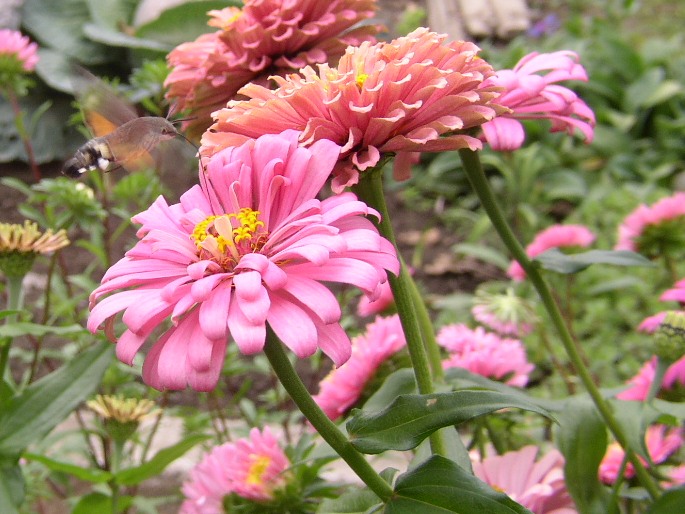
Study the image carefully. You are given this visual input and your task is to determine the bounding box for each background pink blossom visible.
[508,224,596,281]
[480,50,595,151]
[0,29,38,72]
[314,314,407,420]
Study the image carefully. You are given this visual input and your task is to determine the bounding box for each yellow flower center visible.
[191,209,266,269]
[245,454,272,486]
[355,73,368,89]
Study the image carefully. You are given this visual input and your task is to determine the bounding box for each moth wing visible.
[106,138,156,174]
[71,66,138,137]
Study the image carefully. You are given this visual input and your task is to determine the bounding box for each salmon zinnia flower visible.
[202,27,505,192]
[480,50,595,151]
[88,130,399,391]
[165,0,380,137]
[180,427,291,513]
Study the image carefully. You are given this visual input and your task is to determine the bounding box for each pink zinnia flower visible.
[180,427,291,513]
[313,314,406,420]
[480,50,595,151]
[667,465,685,487]
[660,278,685,303]
[615,193,685,256]
[638,311,669,334]
[599,425,684,485]
[508,224,596,281]
[617,355,685,401]
[202,27,505,192]
[88,130,399,391]
[438,324,533,386]
[165,0,380,137]
[0,29,38,74]
[472,446,576,514]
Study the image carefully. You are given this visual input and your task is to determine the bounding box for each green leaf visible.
[646,487,685,514]
[0,462,23,514]
[86,0,137,29]
[534,248,655,274]
[22,0,112,64]
[318,487,384,513]
[385,456,532,513]
[23,453,112,483]
[82,23,172,52]
[451,243,510,270]
[114,434,209,486]
[135,1,240,47]
[556,398,612,514]
[347,391,553,454]
[0,343,113,459]
[72,493,112,514]
[361,368,417,413]
[0,322,85,338]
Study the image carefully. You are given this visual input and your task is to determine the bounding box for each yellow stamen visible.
[191,209,266,264]
[356,73,368,89]
[246,454,271,486]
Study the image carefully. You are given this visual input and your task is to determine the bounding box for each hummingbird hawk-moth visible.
[62,68,184,178]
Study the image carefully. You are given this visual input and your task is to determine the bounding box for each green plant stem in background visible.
[354,166,447,456]
[0,274,26,386]
[5,89,41,182]
[263,329,393,502]
[458,148,660,500]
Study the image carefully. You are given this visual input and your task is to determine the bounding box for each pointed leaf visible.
[0,462,23,514]
[72,492,112,514]
[0,322,85,338]
[0,343,113,458]
[534,248,654,274]
[318,488,383,513]
[347,391,553,454]
[23,453,112,483]
[556,398,612,514]
[114,434,209,486]
[385,456,532,513]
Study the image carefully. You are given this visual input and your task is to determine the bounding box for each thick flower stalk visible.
[202,27,505,192]
[507,224,596,281]
[480,50,595,151]
[180,427,291,514]
[165,0,380,137]
[472,446,576,514]
[88,130,399,391]
[313,314,406,420]
[438,324,533,386]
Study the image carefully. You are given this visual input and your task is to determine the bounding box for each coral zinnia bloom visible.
[599,425,684,485]
[180,427,291,513]
[202,27,505,192]
[480,50,595,151]
[165,0,380,137]
[88,130,399,391]
[617,355,685,401]
[0,29,38,74]
[472,446,576,513]
[615,193,685,256]
[508,224,596,281]
[438,324,533,386]
[314,314,406,420]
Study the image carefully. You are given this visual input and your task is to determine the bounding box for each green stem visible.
[263,330,393,502]
[354,167,447,456]
[0,274,26,384]
[459,148,660,500]
[6,89,41,182]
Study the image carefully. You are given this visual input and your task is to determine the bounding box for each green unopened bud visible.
[654,311,685,363]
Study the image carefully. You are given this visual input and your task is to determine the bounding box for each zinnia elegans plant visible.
[8,1,685,513]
